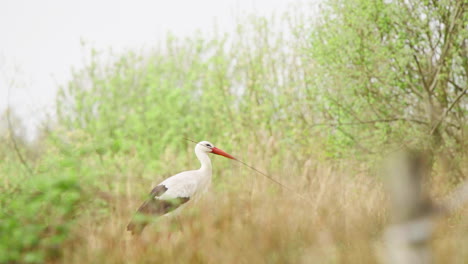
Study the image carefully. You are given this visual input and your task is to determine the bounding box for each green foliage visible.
[0,160,83,263]
[0,1,467,263]
[1,13,320,262]
[309,0,467,164]
[56,14,324,174]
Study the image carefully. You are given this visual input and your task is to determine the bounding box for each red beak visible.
[211,147,236,160]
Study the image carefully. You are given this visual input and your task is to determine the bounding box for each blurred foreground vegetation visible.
[1,0,467,263]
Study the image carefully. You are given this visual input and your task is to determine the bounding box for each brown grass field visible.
[59,152,468,264]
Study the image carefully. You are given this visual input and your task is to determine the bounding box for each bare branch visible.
[430,86,467,135]
[6,109,33,176]
[448,79,465,93]
[428,1,464,94]
[5,80,33,176]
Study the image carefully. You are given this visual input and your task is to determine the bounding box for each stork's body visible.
[127,141,235,235]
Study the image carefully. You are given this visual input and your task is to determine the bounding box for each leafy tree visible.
[310,0,467,173]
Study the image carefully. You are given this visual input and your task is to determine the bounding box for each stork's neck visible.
[195,148,212,172]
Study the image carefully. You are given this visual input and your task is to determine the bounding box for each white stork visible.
[127,141,236,235]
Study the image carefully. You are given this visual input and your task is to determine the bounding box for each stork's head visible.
[196,141,236,160]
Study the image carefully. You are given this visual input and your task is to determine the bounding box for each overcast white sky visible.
[0,0,306,139]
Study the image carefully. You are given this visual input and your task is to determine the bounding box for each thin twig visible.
[233,158,311,202]
[184,138,311,203]
[430,86,467,135]
[6,89,33,176]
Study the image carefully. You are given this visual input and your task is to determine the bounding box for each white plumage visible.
[127,140,235,235]
[158,171,202,200]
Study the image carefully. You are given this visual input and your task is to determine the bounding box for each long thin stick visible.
[184,138,310,202]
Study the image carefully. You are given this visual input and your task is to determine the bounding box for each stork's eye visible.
[206,144,212,148]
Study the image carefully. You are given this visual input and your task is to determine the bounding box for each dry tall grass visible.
[58,151,468,264]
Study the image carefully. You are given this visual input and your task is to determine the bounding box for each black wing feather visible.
[127,185,190,235]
